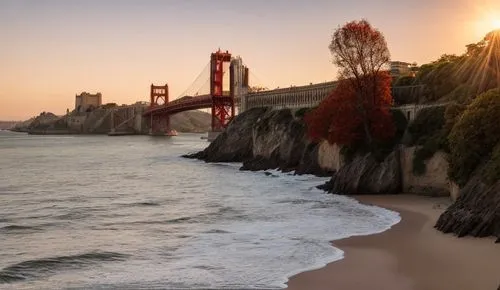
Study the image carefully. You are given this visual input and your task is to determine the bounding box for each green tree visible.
[448,88,500,186]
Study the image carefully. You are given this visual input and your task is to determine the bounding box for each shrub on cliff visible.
[483,143,500,185]
[404,106,448,175]
[294,107,315,119]
[448,88,500,186]
[406,106,446,146]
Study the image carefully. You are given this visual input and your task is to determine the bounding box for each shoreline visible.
[287,194,500,290]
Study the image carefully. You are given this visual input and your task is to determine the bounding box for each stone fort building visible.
[75,92,102,113]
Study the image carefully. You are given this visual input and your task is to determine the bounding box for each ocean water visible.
[0,131,400,289]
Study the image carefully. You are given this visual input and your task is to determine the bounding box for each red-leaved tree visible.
[305,19,395,146]
[305,72,394,145]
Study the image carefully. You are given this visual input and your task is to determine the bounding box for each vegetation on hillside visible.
[403,29,500,104]
[396,30,500,180]
[448,88,500,186]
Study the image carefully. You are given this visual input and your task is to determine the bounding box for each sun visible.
[492,18,500,30]
[472,11,500,37]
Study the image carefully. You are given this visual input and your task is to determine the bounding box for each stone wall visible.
[400,146,452,198]
[68,115,87,131]
[317,141,343,172]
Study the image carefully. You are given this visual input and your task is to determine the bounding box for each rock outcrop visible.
[184,108,332,176]
[319,150,402,195]
[242,109,307,172]
[11,112,60,133]
[295,142,332,177]
[183,108,269,162]
[435,171,500,240]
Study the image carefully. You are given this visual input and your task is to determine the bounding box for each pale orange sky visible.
[1,0,500,120]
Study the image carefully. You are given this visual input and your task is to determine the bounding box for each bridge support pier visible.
[147,84,177,136]
[149,114,176,136]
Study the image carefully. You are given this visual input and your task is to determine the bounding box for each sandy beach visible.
[287,194,500,290]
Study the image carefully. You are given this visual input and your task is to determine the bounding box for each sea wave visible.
[0,251,129,283]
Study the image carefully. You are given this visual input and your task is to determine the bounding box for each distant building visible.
[75,92,102,113]
[390,61,415,78]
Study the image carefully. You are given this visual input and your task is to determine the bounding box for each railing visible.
[244,82,337,111]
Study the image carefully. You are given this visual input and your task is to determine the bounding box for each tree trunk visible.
[356,89,373,146]
[362,117,373,145]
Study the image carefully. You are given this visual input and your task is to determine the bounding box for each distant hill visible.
[11,112,60,132]
[10,110,212,134]
[171,110,211,133]
[0,121,20,130]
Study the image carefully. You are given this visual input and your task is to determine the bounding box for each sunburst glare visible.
[493,18,500,29]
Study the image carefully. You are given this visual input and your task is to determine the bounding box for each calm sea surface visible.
[0,131,400,289]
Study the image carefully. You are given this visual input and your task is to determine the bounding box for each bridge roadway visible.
[143,94,241,117]
[143,94,211,116]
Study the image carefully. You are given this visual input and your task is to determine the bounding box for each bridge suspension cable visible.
[240,60,268,90]
[176,61,211,99]
[177,61,232,98]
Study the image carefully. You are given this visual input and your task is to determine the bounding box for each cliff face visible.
[319,151,402,195]
[184,108,331,176]
[186,108,401,188]
[400,147,451,198]
[242,109,310,172]
[12,113,62,133]
[435,169,500,241]
[184,108,269,162]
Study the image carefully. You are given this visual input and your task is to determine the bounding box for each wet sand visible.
[287,194,500,290]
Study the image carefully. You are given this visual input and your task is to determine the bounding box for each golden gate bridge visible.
[143,49,249,136]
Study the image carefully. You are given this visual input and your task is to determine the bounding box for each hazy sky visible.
[2,0,500,120]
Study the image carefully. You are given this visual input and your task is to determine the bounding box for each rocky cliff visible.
[183,108,331,176]
[186,108,402,189]
[435,168,500,241]
[11,112,62,133]
[319,151,402,195]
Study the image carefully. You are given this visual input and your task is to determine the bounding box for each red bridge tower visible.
[210,50,235,132]
[149,84,175,135]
